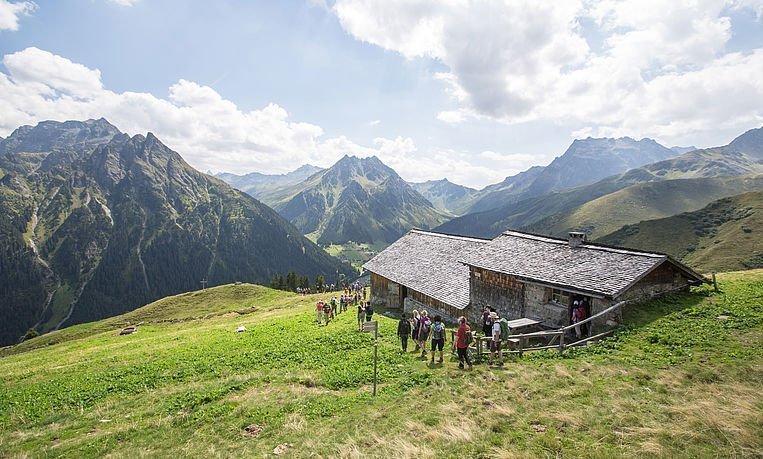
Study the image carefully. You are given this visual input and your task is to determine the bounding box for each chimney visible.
[568,232,586,249]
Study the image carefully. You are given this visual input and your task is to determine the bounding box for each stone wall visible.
[469,267,525,321]
[589,297,617,334]
[617,261,690,304]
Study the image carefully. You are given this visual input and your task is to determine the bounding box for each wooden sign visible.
[362,321,378,333]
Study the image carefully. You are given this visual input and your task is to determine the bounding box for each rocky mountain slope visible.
[214,165,324,203]
[230,155,448,245]
[522,137,678,197]
[0,119,352,345]
[466,166,545,214]
[465,137,679,214]
[438,126,763,238]
[409,178,478,216]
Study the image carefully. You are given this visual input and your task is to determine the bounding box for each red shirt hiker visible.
[456,323,471,348]
[454,317,473,369]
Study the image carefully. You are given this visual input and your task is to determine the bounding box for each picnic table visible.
[506,317,540,329]
[450,317,541,362]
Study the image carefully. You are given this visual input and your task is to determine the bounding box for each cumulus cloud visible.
[0,0,35,31]
[0,47,505,187]
[332,0,763,144]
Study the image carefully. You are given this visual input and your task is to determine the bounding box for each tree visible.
[298,275,310,290]
[24,328,39,340]
[269,275,281,290]
[315,274,325,292]
[286,271,297,292]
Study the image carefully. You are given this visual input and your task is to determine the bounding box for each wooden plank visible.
[506,330,564,339]
[506,317,540,328]
[566,330,613,347]
[506,344,561,353]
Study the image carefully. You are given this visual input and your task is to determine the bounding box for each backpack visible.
[420,318,431,338]
[432,322,444,340]
[499,318,510,341]
[399,319,411,335]
[462,327,473,346]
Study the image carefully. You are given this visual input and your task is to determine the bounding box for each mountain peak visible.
[728,125,763,158]
[0,118,122,159]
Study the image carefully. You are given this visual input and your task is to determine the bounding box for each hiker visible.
[572,300,581,338]
[430,315,446,364]
[417,310,432,358]
[580,298,591,336]
[315,300,324,325]
[323,300,332,324]
[489,311,504,366]
[331,297,338,316]
[481,306,492,338]
[397,313,411,353]
[364,301,374,322]
[411,310,421,351]
[357,301,365,331]
[454,316,473,370]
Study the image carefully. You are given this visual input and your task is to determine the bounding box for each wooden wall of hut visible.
[469,267,525,320]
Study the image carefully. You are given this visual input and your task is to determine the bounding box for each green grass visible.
[599,190,763,272]
[1,272,762,457]
[324,242,388,271]
[527,175,763,240]
[40,284,75,332]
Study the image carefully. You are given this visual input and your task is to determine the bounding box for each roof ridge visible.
[409,229,491,243]
[501,230,665,259]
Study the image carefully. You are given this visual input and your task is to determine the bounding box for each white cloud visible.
[0,0,35,31]
[0,47,505,187]
[436,110,465,124]
[332,0,763,145]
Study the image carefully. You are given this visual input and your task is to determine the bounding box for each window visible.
[548,288,571,305]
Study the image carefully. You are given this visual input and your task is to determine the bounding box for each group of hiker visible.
[299,281,366,296]
[315,288,372,326]
[395,307,512,370]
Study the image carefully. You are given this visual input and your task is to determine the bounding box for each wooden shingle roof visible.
[362,230,489,310]
[461,231,703,298]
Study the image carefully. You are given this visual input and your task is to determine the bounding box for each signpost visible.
[362,321,378,396]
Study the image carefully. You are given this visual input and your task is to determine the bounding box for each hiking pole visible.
[362,321,379,397]
[373,325,378,397]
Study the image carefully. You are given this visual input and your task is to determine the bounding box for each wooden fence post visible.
[559,331,565,352]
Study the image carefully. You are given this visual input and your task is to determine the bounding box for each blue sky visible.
[0,0,762,188]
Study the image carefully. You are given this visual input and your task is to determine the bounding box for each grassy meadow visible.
[0,271,762,457]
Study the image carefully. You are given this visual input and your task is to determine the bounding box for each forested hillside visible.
[0,119,353,345]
